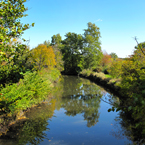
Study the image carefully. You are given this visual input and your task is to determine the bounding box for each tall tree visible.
[52,44,64,71]
[0,0,34,85]
[50,34,64,71]
[0,0,34,63]
[61,32,83,73]
[82,22,103,70]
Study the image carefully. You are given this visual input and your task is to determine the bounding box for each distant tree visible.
[43,40,50,47]
[110,52,118,60]
[102,51,112,67]
[134,41,145,59]
[108,58,124,78]
[52,44,64,71]
[50,34,64,71]
[31,44,56,70]
[51,34,62,46]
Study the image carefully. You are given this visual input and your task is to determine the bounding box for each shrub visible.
[0,68,60,115]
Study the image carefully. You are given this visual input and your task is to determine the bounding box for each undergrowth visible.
[0,68,60,116]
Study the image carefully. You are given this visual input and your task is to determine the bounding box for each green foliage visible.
[61,32,83,74]
[105,74,112,78]
[52,44,64,71]
[43,40,50,47]
[82,22,103,70]
[80,69,93,77]
[107,41,145,139]
[51,34,62,46]
[110,52,118,60]
[108,58,124,78]
[0,44,33,86]
[0,68,60,115]
[59,22,103,74]
[0,0,34,85]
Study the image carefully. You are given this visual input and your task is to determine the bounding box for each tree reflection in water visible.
[111,110,145,145]
[59,76,102,127]
[0,101,56,145]
[1,76,135,145]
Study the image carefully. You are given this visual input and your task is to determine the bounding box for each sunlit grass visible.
[105,74,112,78]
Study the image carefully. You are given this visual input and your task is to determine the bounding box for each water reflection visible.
[111,111,145,145]
[0,101,56,145]
[55,76,103,127]
[0,76,133,145]
[61,94,100,127]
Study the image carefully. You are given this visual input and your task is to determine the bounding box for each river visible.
[0,76,133,145]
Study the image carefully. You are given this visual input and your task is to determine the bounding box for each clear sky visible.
[21,0,145,58]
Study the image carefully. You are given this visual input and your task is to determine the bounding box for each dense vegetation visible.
[49,23,103,74]
[0,0,62,135]
[1,0,145,143]
[80,41,145,143]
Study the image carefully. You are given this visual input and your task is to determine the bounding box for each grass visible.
[105,74,112,78]
[80,69,121,87]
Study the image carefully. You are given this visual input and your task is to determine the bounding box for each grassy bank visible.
[79,69,122,96]
[0,68,61,136]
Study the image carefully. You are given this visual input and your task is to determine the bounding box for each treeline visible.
[44,22,102,74]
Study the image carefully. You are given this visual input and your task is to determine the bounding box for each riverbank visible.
[0,68,61,136]
[79,70,123,97]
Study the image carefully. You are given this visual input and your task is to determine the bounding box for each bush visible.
[0,68,60,115]
[80,69,93,76]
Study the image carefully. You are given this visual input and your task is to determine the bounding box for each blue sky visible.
[21,0,145,58]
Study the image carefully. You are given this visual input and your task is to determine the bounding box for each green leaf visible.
[32,23,35,27]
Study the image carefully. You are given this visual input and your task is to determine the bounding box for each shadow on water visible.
[110,110,145,145]
[0,102,56,145]
[0,76,144,144]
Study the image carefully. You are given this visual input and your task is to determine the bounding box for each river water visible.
[0,76,133,145]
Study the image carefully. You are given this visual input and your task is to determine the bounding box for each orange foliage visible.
[32,44,56,70]
[101,51,112,67]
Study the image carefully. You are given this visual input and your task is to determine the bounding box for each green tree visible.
[0,0,34,85]
[108,41,145,139]
[43,40,50,47]
[110,52,118,60]
[50,34,64,71]
[108,58,124,78]
[61,32,83,74]
[51,34,62,46]
[82,22,103,70]
[52,44,64,71]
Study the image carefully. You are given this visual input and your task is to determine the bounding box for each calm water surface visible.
[0,76,132,145]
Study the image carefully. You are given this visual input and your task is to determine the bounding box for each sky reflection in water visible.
[0,76,132,145]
